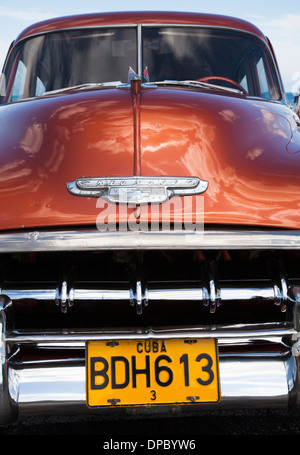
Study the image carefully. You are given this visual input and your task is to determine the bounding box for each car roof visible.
[15,11,268,43]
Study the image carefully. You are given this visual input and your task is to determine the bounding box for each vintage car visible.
[1,10,300,425]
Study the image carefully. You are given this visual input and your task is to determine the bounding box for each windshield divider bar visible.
[137,24,143,78]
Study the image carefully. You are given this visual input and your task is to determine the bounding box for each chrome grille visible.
[0,248,298,327]
[1,232,300,422]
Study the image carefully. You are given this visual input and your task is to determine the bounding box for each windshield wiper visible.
[146,80,244,95]
[42,81,122,96]
[41,79,244,96]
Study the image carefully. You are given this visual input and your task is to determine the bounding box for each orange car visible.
[1,11,300,424]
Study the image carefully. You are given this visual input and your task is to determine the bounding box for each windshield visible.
[3,26,281,102]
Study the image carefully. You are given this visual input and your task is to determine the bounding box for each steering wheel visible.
[197,76,247,94]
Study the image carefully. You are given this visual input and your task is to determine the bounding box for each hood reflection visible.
[141,90,300,227]
[18,120,44,156]
[0,88,300,230]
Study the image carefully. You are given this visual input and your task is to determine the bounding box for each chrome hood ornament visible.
[66,176,208,204]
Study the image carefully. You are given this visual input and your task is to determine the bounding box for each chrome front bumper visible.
[2,228,300,424]
[1,295,300,424]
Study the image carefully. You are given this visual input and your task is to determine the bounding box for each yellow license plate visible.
[86,338,220,407]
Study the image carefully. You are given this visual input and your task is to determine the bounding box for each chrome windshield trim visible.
[0,229,299,252]
[14,23,268,45]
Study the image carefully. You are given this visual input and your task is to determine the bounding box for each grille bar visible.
[5,323,297,344]
[1,277,291,314]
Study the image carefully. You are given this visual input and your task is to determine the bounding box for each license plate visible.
[86,338,220,407]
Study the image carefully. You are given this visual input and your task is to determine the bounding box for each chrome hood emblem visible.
[66,176,208,204]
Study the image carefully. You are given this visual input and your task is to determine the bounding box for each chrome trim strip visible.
[0,296,18,424]
[6,324,296,345]
[0,229,299,252]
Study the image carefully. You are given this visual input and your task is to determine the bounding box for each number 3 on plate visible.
[150,389,157,400]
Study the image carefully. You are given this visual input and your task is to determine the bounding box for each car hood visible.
[0,86,300,231]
